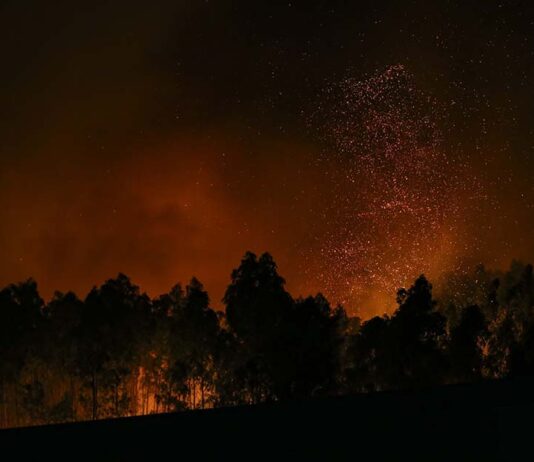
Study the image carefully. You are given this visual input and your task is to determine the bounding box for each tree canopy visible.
[1,254,534,428]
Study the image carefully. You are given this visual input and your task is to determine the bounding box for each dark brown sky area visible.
[1,1,534,316]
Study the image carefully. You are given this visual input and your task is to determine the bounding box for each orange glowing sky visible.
[2,1,534,317]
[0,132,332,309]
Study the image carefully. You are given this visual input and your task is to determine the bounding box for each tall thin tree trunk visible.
[146,381,149,414]
[91,371,98,420]
[14,383,19,427]
[201,377,205,409]
[114,382,119,417]
[70,376,76,421]
[0,377,5,428]
[154,374,159,413]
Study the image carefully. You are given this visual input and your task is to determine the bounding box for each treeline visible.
[1,252,534,428]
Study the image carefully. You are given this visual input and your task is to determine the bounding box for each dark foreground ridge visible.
[2,377,533,461]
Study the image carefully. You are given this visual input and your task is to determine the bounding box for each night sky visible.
[1,0,534,316]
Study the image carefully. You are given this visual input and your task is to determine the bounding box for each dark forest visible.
[2,251,534,428]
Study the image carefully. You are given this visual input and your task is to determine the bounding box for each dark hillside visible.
[2,378,532,461]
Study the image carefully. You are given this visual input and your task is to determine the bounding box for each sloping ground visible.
[1,378,533,461]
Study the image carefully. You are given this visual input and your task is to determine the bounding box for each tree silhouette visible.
[77,274,150,419]
[486,262,534,377]
[168,278,219,408]
[223,252,293,403]
[150,284,185,412]
[0,279,44,426]
[272,294,347,399]
[225,252,292,341]
[448,305,487,383]
[43,291,84,421]
[345,315,391,392]
[346,275,446,391]
[3,254,534,428]
[389,275,447,388]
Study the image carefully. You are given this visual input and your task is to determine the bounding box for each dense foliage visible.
[1,252,534,428]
